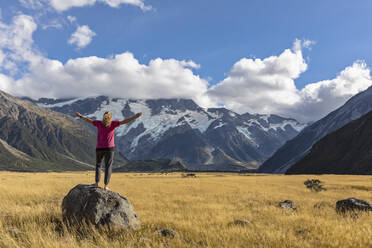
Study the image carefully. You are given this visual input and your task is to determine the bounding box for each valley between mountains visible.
[0,89,306,172]
[33,95,305,171]
[2,84,372,174]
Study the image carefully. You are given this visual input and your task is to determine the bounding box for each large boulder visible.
[279,200,297,210]
[336,198,372,214]
[62,184,140,230]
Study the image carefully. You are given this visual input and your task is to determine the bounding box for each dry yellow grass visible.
[0,172,372,248]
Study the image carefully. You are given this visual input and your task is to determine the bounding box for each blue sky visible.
[0,0,372,122]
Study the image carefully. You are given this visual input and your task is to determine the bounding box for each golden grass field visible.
[0,172,371,248]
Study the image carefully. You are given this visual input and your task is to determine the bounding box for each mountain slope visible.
[286,110,372,174]
[259,86,372,173]
[0,90,127,171]
[0,136,93,171]
[34,96,305,170]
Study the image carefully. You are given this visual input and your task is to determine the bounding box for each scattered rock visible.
[313,201,331,209]
[0,212,12,217]
[197,240,208,246]
[304,179,326,192]
[139,238,153,248]
[7,227,22,236]
[51,197,63,202]
[336,198,372,214]
[138,237,153,248]
[48,216,64,235]
[246,200,258,205]
[228,219,251,227]
[62,184,140,231]
[182,173,197,178]
[279,200,296,210]
[139,237,151,242]
[154,228,177,238]
[295,229,310,236]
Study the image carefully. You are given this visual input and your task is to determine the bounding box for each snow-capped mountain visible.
[33,96,306,170]
[259,85,372,173]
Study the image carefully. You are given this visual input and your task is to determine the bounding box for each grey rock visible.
[304,179,326,192]
[0,212,12,217]
[336,198,372,214]
[51,197,64,202]
[228,219,251,226]
[313,201,331,209]
[154,228,177,238]
[7,227,22,236]
[279,200,296,210]
[182,173,197,178]
[62,184,140,230]
[138,237,153,248]
[295,229,310,236]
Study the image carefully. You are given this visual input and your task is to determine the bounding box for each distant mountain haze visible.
[259,85,372,173]
[33,96,306,171]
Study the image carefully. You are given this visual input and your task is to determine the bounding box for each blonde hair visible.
[102,111,112,127]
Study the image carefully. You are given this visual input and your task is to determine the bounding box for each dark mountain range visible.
[0,90,126,171]
[32,96,306,171]
[259,86,372,173]
[286,110,372,175]
[113,158,187,172]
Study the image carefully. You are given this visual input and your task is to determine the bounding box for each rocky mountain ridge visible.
[259,85,372,173]
[0,90,127,171]
[33,96,306,170]
[286,109,372,174]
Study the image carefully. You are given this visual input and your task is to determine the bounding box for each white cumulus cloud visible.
[49,0,152,11]
[0,73,14,93]
[0,15,211,108]
[67,15,77,23]
[19,0,46,9]
[11,54,211,107]
[208,40,372,122]
[302,39,316,50]
[294,61,372,121]
[208,39,307,115]
[0,15,372,123]
[68,25,96,49]
[41,19,63,29]
[0,14,39,75]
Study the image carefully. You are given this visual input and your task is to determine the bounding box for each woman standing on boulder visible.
[75,111,142,190]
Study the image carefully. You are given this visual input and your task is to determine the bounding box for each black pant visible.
[95,149,114,185]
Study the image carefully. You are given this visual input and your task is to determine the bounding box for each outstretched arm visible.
[75,112,94,124]
[120,112,142,125]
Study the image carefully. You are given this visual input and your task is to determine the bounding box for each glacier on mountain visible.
[35,96,305,170]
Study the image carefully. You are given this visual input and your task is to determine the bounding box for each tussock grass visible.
[0,172,371,247]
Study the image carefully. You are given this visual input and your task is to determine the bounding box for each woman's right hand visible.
[75,112,82,118]
[135,112,142,118]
